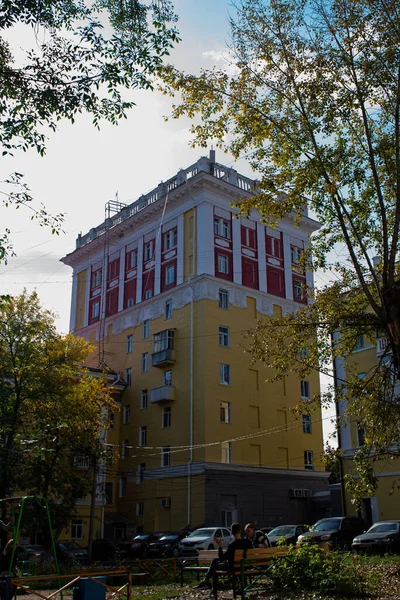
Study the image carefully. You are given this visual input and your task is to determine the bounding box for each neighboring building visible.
[334,333,400,525]
[62,151,328,536]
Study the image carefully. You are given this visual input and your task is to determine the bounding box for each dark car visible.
[298,517,367,550]
[12,544,46,563]
[260,527,275,535]
[91,538,119,562]
[147,532,190,558]
[119,533,162,559]
[56,540,89,563]
[267,525,308,547]
[352,521,400,553]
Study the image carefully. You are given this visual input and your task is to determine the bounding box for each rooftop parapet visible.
[75,151,256,250]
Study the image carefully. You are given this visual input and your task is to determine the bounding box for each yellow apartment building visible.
[334,333,400,524]
[62,151,328,539]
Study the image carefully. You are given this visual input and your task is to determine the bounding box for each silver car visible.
[352,521,400,553]
[179,527,234,556]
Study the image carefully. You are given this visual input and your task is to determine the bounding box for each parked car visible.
[298,517,367,550]
[119,533,162,559]
[147,532,191,558]
[352,521,400,553]
[260,527,275,535]
[91,538,119,562]
[56,541,89,563]
[13,544,46,563]
[179,527,234,556]
[267,525,308,547]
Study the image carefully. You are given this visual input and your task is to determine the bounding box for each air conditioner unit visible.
[160,497,171,508]
[289,488,303,498]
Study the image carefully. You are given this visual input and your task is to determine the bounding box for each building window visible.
[139,426,147,447]
[92,301,100,319]
[164,229,177,250]
[164,370,172,386]
[300,380,310,399]
[302,414,312,434]
[357,423,366,446]
[136,502,144,516]
[291,245,302,264]
[108,411,115,430]
[165,298,173,319]
[161,446,171,467]
[220,402,232,423]
[145,289,153,300]
[122,439,130,460]
[108,259,119,280]
[127,249,137,269]
[217,254,229,274]
[162,407,171,428]
[126,334,133,353]
[71,519,84,540]
[91,269,102,289]
[126,368,132,386]
[137,463,146,484]
[221,441,232,464]
[218,326,230,347]
[123,405,131,424]
[214,217,230,238]
[293,279,303,299]
[119,475,127,498]
[105,482,113,504]
[144,242,153,261]
[142,353,148,372]
[140,389,148,410]
[218,289,229,309]
[220,363,230,385]
[142,319,149,339]
[153,330,174,353]
[165,265,175,285]
[355,335,365,351]
[304,450,314,470]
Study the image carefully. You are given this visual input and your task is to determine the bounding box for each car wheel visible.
[208,544,214,550]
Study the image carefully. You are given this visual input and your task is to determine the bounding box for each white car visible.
[179,527,234,556]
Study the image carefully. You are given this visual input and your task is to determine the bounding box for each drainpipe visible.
[187,204,196,527]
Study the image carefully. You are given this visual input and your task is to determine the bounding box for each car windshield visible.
[269,526,295,537]
[312,520,341,532]
[134,535,149,540]
[159,535,179,541]
[188,529,214,537]
[368,523,399,533]
[59,541,81,550]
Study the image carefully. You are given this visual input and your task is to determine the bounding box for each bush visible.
[268,542,379,595]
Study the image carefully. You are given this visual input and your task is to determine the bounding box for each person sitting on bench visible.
[196,523,252,590]
[244,523,270,548]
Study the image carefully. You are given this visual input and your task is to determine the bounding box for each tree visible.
[1,0,179,261]
[0,291,116,541]
[161,0,400,493]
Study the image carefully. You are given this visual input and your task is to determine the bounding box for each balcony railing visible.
[377,337,390,356]
[150,385,176,403]
[151,348,176,367]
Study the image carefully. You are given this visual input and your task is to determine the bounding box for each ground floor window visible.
[71,519,84,539]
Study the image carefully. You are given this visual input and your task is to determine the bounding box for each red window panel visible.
[91,268,102,292]
[126,250,137,272]
[142,269,155,301]
[106,288,119,317]
[161,259,177,293]
[242,257,259,290]
[214,250,233,282]
[267,266,285,298]
[124,279,137,309]
[89,298,100,325]
[108,258,120,282]
[241,226,257,249]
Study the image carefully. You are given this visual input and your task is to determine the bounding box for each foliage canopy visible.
[161,0,400,493]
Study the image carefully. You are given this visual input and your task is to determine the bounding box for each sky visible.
[0,0,337,444]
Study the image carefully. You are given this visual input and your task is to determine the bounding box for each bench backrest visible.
[197,550,219,564]
[233,546,288,568]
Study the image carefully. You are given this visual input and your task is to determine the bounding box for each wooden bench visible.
[180,549,218,586]
[212,546,289,599]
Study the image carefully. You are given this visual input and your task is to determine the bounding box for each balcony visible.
[377,337,390,356]
[150,385,176,403]
[73,456,90,470]
[151,348,176,367]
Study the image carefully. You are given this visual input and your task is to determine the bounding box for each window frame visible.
[218,325,230,347]
[71,519,84,540]
[302,414,312,434]
[144,241,153,262]
[165,264,175,285]
[220,401,232,424]
[123,404,131,425]
[162,407,171,428]
[142,319,149,339]
[140,389,148,410]
[218,289,229,309]
[217,253,229,274]
[136,502,144,516]
[126,334,133,353]
[221,441,232,464]
[300,380,310,399]
[126,368,132,386]
[161,446,171,467]
[142,352,148,372]
[165,298,173,319]
[304,450,314,471]
[139,426,147,447]
[163,369,172,386]
[220,363,231,386]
